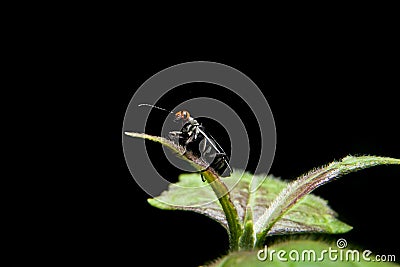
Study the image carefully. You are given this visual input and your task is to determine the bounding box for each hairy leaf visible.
[254,156,400,246]
[148,171,352,249]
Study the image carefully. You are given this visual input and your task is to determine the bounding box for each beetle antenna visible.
[138,104,174,114]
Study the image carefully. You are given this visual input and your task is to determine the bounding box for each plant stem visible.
[202,171,242,251]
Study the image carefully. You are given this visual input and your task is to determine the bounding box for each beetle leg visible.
[194,127,200,140]
[197,166,211,182]
[169,131,188,155]
[168,131,182,139]
[185,135,194,146]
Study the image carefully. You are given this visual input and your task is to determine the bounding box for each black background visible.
[94,50,399,266]
[12,30,399,266]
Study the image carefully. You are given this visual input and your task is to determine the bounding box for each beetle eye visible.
[184,111,190,119]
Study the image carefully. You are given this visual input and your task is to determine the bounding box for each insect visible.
[139,104,232,181]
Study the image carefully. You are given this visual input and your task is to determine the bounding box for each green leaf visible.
[254,156,400,247]
[148,171,352,250]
